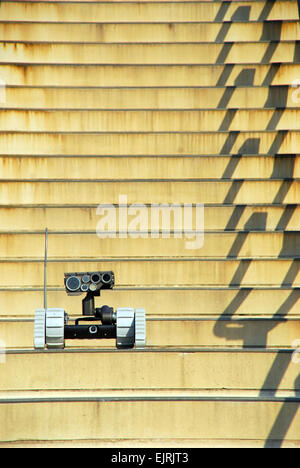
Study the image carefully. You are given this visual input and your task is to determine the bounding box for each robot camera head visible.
[64,271,114,296]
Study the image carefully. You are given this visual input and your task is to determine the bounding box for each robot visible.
[33,231,146,350]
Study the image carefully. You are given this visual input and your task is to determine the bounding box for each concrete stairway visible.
[0,0,299,447]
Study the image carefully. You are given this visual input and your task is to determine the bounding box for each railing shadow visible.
[213,81,298,445]
[214,208,291,347]
[213,227,300,445]
[264,373,300,447]
[212,0,299,447]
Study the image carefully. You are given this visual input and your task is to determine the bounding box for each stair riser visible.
[0,64,297,87]
[1,86,299,110]
[0,205,298,232]
[0,22,299,43]
[0,2,297,23]
[0,232,298,259]
[0,288,298,318]
[0,42,299,65]
[0,259,298,287]
[2,319,300,348]
[0,351,299,390]
[0,109,299,132]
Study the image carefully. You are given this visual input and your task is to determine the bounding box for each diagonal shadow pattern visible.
[264,374,300,447]
[209,0,300,448]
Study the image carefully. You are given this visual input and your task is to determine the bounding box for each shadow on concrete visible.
[264,374,300,447]
[211,0,299,447]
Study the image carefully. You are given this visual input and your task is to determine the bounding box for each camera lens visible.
[66,276,81,292]
[91,273,101,284]
[89,325,98,334]
[102,272,112,284]
[81,284,89,292]
[82,274,90,284]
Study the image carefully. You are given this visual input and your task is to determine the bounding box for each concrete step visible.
[0,232,298,259]
[0,287,299,319]
[0,21,299,43]
[0,63,297,87]
[0,41,299,65]
[1,85,297,110]
[0,258,298,288]
[0,0,298,450]
[0,348,299,391]
[0,204,298,232]
[0,2,297,23]
[1,316,300,349]
[0,131,298,156]
[0,155,299,180]
[0,179,298,204]
[2,286,300,319]
[0,396,299,446]
[0,390,299,445]
[1,109,299,132]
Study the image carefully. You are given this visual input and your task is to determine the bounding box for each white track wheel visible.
[135,308,146,349]
[116,308,135,349]
[45,308,66,349]
[34,308,46,349]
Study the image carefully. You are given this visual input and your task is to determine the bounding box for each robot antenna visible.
[44,227,48,310]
